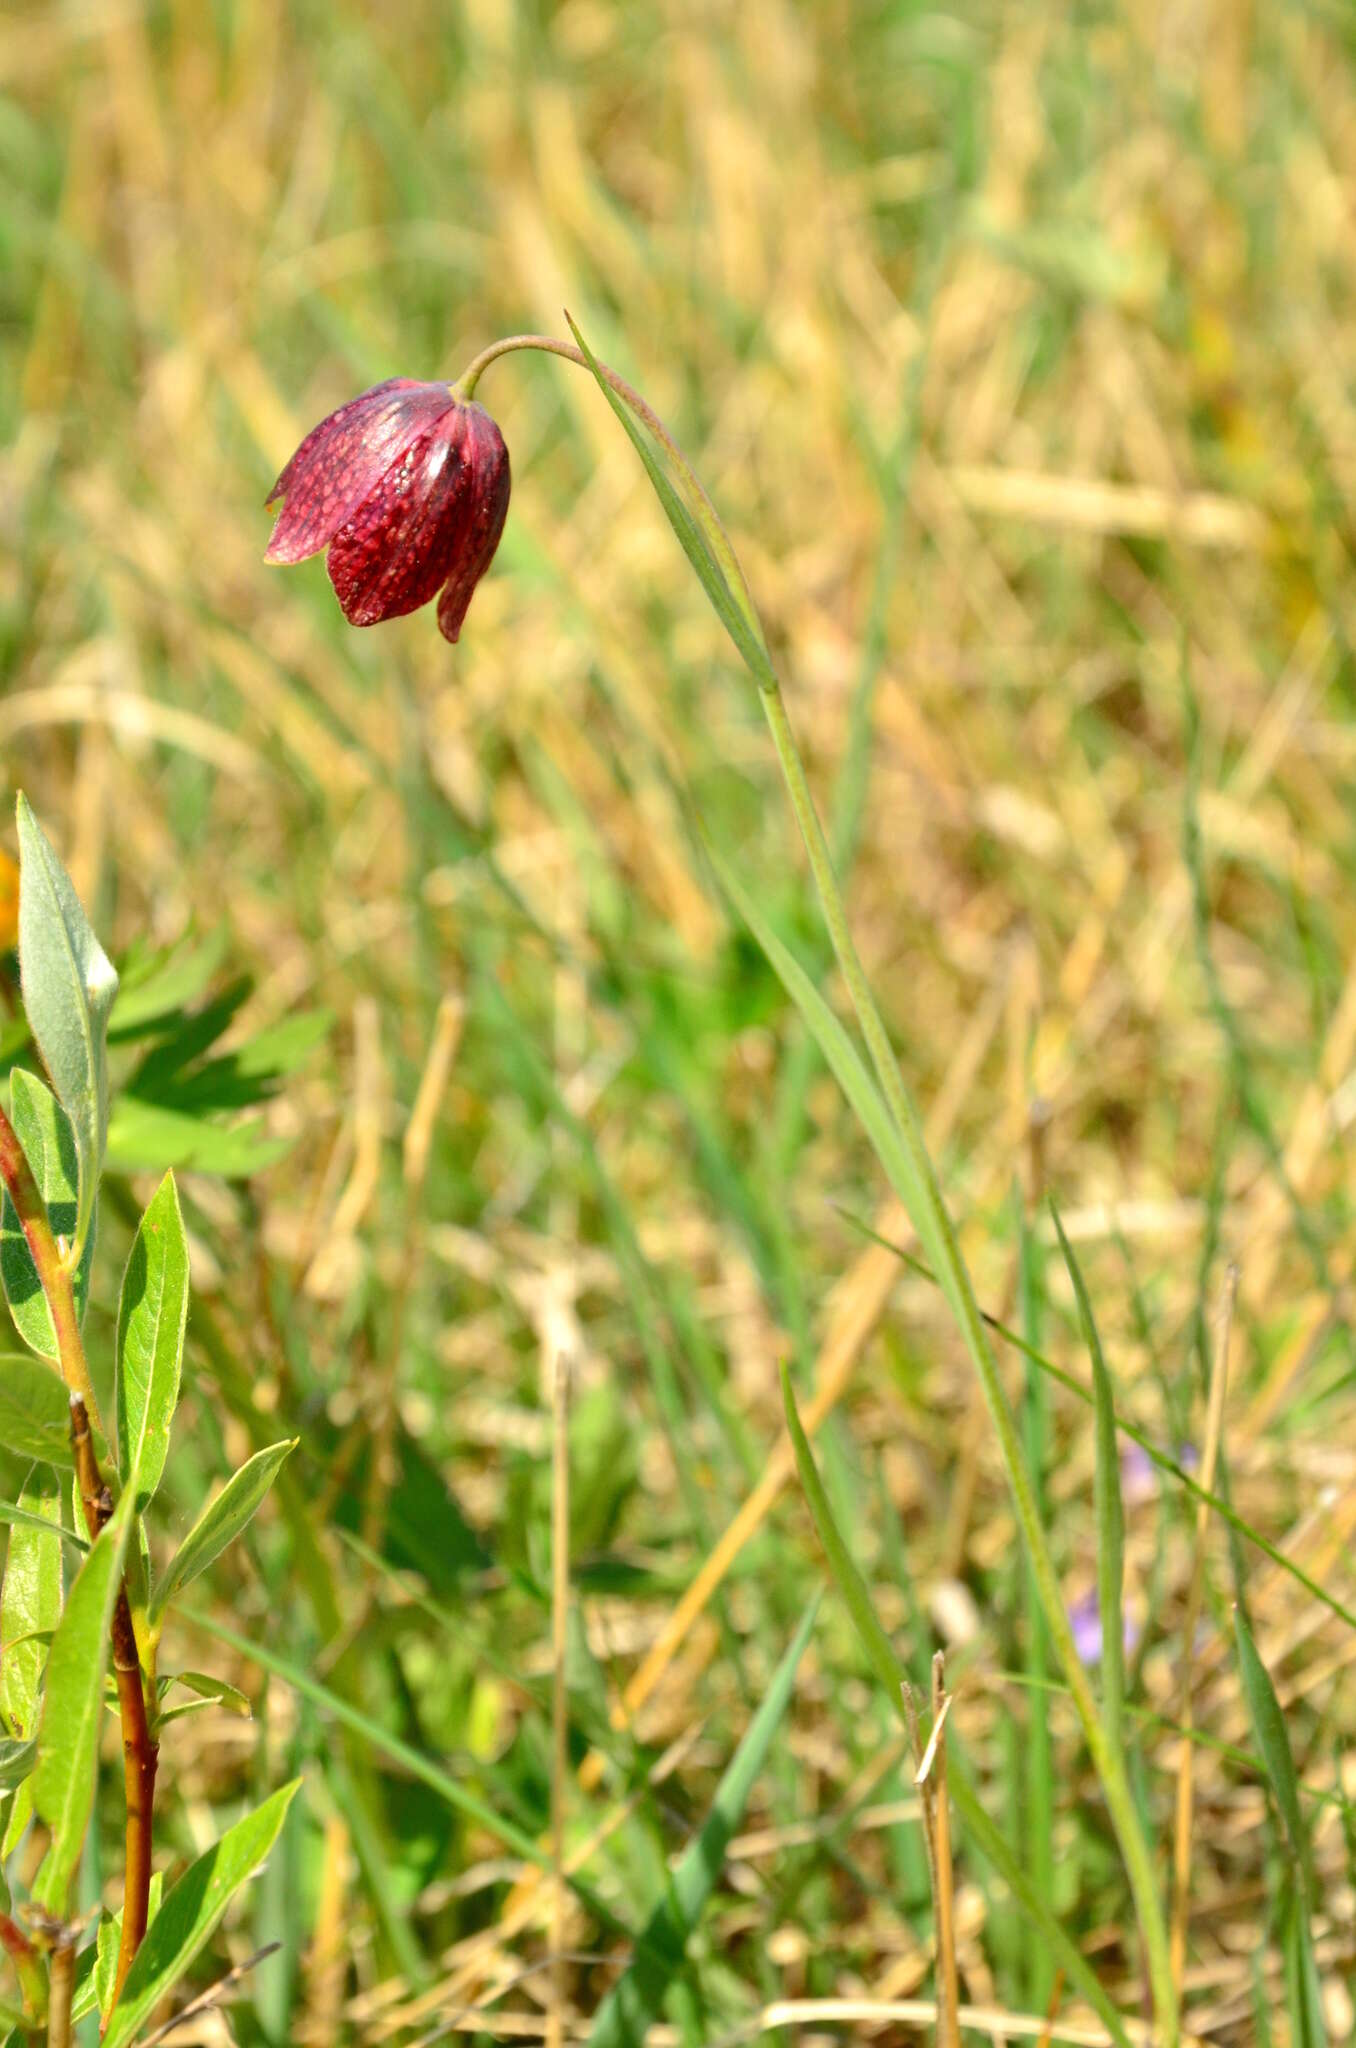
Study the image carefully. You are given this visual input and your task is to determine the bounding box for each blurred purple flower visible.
[1120,1439,1157,1507]
[265,378,511,642]
[1068,1589,1140,1668]
[1119,1436,1198,1507]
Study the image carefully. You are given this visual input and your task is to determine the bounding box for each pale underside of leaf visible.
[15,795,119,1263]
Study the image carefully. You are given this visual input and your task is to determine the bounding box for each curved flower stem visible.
[453,333,768,663]
[462,329,1179,2043]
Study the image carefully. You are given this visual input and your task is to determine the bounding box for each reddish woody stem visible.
[0,1109,155,1982]
[45,1934,74,2048]
[69,1400,157,2015]
[0,1105,101,1430]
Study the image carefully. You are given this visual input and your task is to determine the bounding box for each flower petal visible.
[264,379,455,564]
[326,426,474,626]
[436,407,511,643]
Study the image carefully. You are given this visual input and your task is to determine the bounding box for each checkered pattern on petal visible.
[264,379,456,565]
[326,422,474,626]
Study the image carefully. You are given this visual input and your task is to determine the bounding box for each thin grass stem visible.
[1170,1266,1237,1996]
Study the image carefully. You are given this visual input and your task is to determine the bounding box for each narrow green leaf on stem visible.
[1052,1203,1126,1750]
[149,1439,297,1629]
[102,1784,299,2048]
[780,1362,1134,2048]
[0,1502,85,1554]
[116,1172,190,1509]
[562,317,775,688]
[33,1486,133,1911]
[0,1357,79,1469]
[1,1073,93,1359]
[81,1873,164,2023]
[0,1463,62,1742]
[14,796,118,1265]
[585,1601,817,2048]
[0,1741,35,1791]
[161,1671,250,1717]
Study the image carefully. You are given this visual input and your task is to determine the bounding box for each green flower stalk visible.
[265,327,1178,2046]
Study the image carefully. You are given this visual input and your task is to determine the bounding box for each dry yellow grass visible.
[5,1,1356,2041]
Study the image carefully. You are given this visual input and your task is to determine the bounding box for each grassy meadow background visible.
[4,0,1356,2040]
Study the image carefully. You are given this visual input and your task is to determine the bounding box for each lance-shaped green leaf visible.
[0,1463,62,1741]
[0,1499,85,1553]
[81,1872,164,2022]
[0,1357,78,1468]
[0,1741,35,1792]
[33,1485,133,1911]
[564,317,776,692]
[116,1173,189,1509]
[1234,1605,1315,1905]
[149,1439,297,1629]
[159,1670,250,1719]
[15,795,118,1264]
[2,1784,31,1860]
[704,839,945,1284]
[102,1781,300,2048]
[585,1602,816,2048]
[1,1071,95,1359]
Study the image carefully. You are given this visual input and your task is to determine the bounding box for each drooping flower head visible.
[264,379,510,642]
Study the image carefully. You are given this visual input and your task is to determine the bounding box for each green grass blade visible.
[846,1209,1356,1640]
[1233,1605,1314,1903]
[1017,1199,1055,2012]
[703,839,942,1279]
[1281,1885,1328,2048]
[585,1600,817,2048]
[183,1609,551,1868]
[1051,1203,1126,1749]
[781,1363,1134,2048]
[780,1364,898,1697]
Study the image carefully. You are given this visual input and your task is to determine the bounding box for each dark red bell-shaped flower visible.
[264,378,510,642]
